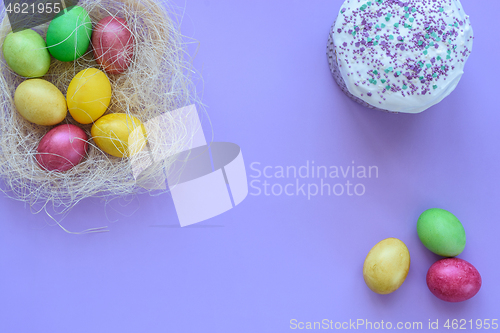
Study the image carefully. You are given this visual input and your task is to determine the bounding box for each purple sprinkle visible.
[337,28,342,33]
[367,92,372,97]
[348,29,353,34]
[435,44,439,49]
[431,58,436,64]
[421,80,425,83]
[343,42,348,47]
[355,42,361,47]
[360,47,365,52]
[441,25,446,30]
[397,36,403,41]
[400,45,405,51]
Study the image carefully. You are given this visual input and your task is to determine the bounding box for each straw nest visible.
[0,0,202,223]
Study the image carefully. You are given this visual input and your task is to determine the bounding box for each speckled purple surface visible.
[0,0,499,332]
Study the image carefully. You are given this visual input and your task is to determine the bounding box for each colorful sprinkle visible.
[330,0,472,106]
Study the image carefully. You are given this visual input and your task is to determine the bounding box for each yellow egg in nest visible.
[67,68,112,124]
[14,79,67,126]
[91,113,147,158]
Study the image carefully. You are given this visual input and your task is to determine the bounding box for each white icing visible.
[332,0,473,113]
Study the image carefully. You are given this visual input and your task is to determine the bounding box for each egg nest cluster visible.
[0,0,202,221]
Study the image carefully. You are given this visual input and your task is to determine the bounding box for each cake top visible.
[332,0,473,113]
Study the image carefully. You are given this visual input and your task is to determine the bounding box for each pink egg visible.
[92,16,134,74]
[36,124,89,172]
[426,258,481,302]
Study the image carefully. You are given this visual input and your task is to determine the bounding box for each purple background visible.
[1,0,498,332]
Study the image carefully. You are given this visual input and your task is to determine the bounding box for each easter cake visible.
[327,0,473,113]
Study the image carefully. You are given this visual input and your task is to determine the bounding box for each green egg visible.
[46,5,92,62]
[417,208,466,257]
[2,29,50,77]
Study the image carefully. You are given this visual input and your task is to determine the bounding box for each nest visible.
[0,0,202,227]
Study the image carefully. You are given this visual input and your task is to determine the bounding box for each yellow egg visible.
[363,238,410,294]
[14,79,67,126]
[91,113,146,158]
[67,68,112,124]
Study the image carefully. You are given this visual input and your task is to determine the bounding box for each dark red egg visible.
[426,258,481,302]
[92,16,134,74]
[36,124,88,172]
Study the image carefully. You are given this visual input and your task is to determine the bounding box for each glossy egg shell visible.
[67,68,112,124]
[92,16,134,74]
[36,124,88,172]
[417,208,466,257]
[363,238,411,294]
[426,258,481,302]
[14,79,67,126]
[2,29,51,77]
[91,113,146,158]
[46,6,92,62]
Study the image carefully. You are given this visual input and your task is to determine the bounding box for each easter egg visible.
[426,258,481,302]
[14,79,67,126]
[91,113,146,158]
[36,124,88,172]
[67,68,112,124]
[417,208,466,257]
[46,6,92,62]
[2,29,51,77]
[363,238,410,294]
[92,16,134,74]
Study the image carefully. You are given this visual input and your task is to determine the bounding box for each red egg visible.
[36,124,89,172]
[426,258,481,302]
[92,16,134,74]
